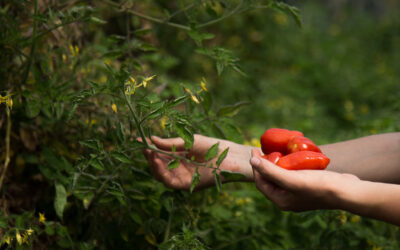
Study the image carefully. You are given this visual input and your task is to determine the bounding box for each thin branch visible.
[124,92,149,147]
[104,0,190,31]
[197,0,244,28]
[0,107,11,192]
[22,0,39,86]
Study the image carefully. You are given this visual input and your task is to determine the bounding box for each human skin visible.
[142,133,400,225]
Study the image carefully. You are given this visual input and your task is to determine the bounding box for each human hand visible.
[250,149,360,211]
[142,135,254,191]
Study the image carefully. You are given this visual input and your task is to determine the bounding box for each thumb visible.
[250,149,296,190]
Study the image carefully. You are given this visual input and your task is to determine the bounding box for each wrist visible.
[330,176,374,215]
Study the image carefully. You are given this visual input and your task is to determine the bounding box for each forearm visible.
[334,180,400,226]
[234,132,400,184]
[321,133,400,183]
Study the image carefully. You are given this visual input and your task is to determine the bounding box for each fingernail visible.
[250,157,260,167]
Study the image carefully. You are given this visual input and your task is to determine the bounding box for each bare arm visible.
[250,148,400,226]
[321,133,400,183]
[143,133,400,189]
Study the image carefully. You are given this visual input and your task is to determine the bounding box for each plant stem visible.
[147,146,220,170]
[22,0,38,86]
[104,0,190,30]
[197,0,244,28]
[0,107,11,192]
[163,199,174,243]
[124,93,149,147]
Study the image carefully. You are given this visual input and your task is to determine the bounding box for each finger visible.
[250,149,297,190]
[151,136,186,151]
[253,169,284,203]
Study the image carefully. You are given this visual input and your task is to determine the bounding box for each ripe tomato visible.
[262,152,283,164]
[260,128,303,155]
[287,136,321,153]
[276,151,330,170]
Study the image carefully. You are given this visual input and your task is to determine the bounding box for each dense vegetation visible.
[0,0,399,249]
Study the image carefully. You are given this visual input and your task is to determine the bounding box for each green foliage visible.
[0,0,399,249]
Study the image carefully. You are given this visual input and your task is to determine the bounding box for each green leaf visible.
[0,219,7,229]
[216,147,229,167]
[213,170,222,192]
[90,16,107,24]
[103,50,123,58]
[217,101,250,117]
[167,159,179,169]
[273,2,302,28]
[220,170,245,181]
[174,123,194,149]
[205,143,219,161]
[111,151,133,164]
[26,98,41,118]
[54,183,67,220]
[89,158,104,170]
[66,103,78,121]
[201,91,212,113]
[190,168,201,193]
[140,42,157,51]
[117,123,126,142]
[166,95,189,109]
[134,29,152,36]
[188,29,215,46]
[79,140,101,151]
[45,223,55,235]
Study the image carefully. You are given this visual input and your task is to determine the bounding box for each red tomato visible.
[276,151,330,170]
[262,152,283,164]
[260,128,304,155]
[287,136,321,153]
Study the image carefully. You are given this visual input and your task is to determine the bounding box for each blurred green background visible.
[154,0,400,144]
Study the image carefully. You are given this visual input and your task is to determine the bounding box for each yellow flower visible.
[350,215,361,223]
[74,46,79,56]
[83,198,90,209]
[159,116,167,129]
[26,228,34,236]
[200,77,207,91]
[250,138,261,148]
[23,234,29,244]
[62,54,67,62]
[184,87,200,104]
[4,236,11,244]
[104,58,112,65]
[142,75,156,87]
[129,76,136,84]
[111,103,117,113]
[6,97,12,109]
[338,211,347,224]
[69,44,75,57]
[16,232,22,245]
[39,212,46,223]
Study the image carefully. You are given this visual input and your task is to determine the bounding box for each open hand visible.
[250,149,360,211]
[142,135,254,191]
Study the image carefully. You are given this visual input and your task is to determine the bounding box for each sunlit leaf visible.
[205,142,219,161]
[216,147,229,167]
[54,183,67,220]
[213,170,222,192]
[217,101,250,117]
[167,159,179,169]
[190,168,201,193]
[111,151,133,164]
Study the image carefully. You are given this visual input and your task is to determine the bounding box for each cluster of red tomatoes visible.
[260,128,330,170]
